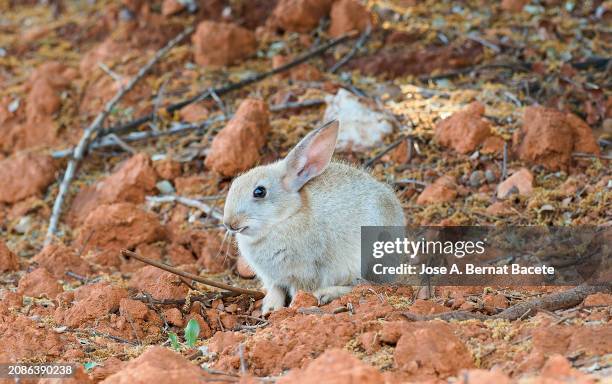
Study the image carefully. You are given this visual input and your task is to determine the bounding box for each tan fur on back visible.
[223,127,405,312]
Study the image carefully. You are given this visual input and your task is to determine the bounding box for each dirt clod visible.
[74,203,165,267]
[329,0,373,38]
[69,153,158,225]
[0,152,57,204]
[0,241,19,272]
[55,282,128,328]
[102,346,209,383]
[291,291,319,308]
[268,0,333,33]
[278,348,384,383]
[205,98,271,176]
[17,267,63,299]
[496,168,533,199]
[33,243,91,280]
[416,175,457,205]
[192,21,257,67]
[513,106,600,170]
[435,102,492,154]
[393,322,474,379]
[583,293,612,307]
[130,265,189,300]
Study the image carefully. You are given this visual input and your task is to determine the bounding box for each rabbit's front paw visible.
[262,286,286,315]
[314,286,352,305]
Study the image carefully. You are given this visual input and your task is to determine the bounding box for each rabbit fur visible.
[223,120,405,314]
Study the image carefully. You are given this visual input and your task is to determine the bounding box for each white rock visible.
[14,215,32,234]
[156,180,175,195]
[323,89,395,151]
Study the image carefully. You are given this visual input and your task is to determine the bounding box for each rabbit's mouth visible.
[226,225,248,234]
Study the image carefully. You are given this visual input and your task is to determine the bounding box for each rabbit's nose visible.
[224,218,243,232]
[223,219,234,231]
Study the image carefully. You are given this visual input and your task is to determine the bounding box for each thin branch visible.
[99,32,356,137]
[329,24,372,73]
[419,57,610,82]
[573,152,612,160]
[364,135,408,168]
[394,178,428,188]
[146,194,224,221]
[45,26,193,244]
[130,291,238,305]
[150,77,169,132]
[398,285,610,322]
[51,99,325,159]
[52,115,225,159]
[209,87,228,119]
[65,271,89,283]
[107,133,137,154]
[269,98,325,112]
[502,141,508,180]
[97,62,123,84]
[466,32,501,53]
[121,249,265,299]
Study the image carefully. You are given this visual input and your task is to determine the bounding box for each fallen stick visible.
[146,194,224,221]
[329,25,372,73]
[420,57,610,82]
[51,99,325,159]
[101,32,355,137]
[398,285,610,322]
[52,115,225,159]
[45,26,193,244]
[572,152,612,160]
[394,178,428,188]
[121,249,265,299]
[364,135,408,168]
[502,141,508,180]
[269,98,325,112]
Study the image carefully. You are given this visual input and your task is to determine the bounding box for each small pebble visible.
[540,204,555,212]
[8,98,19,113]
[469,170,484,187]
[119,8,135,21]
[333,306,349,314]
[156,180,175,195]
[14,216,32,234]
[485,169,496,183]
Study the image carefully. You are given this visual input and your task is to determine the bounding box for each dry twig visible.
[146,195,224,221]
[364,135,408,168]
[45,26,193,244]
[51,99,325,159]
[121,249,265,299]
[100,32,356,137]
[398,285,610,322]
[329,25,372,73]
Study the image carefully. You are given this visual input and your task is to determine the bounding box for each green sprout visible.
[168,332,180,351]
[184,319,200,348]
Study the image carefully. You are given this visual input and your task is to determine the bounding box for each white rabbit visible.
[223,120,405,314]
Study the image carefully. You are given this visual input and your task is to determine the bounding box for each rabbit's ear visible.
[283,120,339,191]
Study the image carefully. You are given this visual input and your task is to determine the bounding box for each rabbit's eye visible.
[253,186,267,198]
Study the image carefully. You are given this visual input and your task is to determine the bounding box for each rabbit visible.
[222,120,405,314]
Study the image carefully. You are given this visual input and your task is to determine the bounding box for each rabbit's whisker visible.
[215,230,230,261]
[222,232,233,264]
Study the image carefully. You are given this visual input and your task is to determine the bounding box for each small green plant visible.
[168,332,180,351]
[184,319,200,348]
